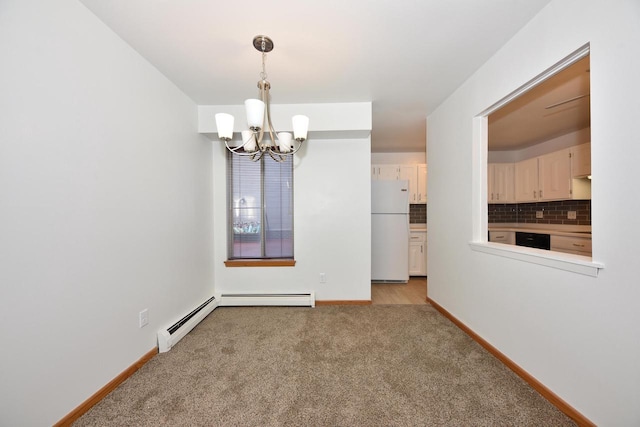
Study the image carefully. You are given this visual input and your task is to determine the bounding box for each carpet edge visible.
[427,297,595,427]
[53,347,158,427]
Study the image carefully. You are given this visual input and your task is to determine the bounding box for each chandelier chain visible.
[260,52,267,81]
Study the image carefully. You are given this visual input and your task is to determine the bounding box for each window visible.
[470,44,603,277]
[487,53,591,256]
[227,152,294,260]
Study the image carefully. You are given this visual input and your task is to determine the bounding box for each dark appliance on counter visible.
[515,232,550,250]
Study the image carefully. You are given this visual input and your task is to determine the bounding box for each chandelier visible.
[214,35,309,162]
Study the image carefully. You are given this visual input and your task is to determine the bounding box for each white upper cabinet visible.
[371,164,399,180]
[488,163,515,204]
[515,157,539,202]
[539,148,572,201]
[417,164,427,204]
[399,165,418,203]
[512,146,590,202]
[571,142,591,178]
[374,163,427,204]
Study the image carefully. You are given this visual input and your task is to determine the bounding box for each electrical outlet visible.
[139,309,149,328]
[536,211,544,219]
[567,211,577,220]
[319,273,326,283]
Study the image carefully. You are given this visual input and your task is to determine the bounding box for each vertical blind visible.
[227,152,294,259]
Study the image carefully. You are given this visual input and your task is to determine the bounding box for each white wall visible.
[371,152,427,165]
[427,0,640,425]
[211,136,372,301]
[0,1,213,425]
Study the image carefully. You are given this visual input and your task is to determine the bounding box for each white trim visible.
[469,242,603,277]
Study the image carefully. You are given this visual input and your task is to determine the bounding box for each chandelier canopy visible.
[215,35,309,162]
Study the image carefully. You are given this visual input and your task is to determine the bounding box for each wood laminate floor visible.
[371,277,428,304]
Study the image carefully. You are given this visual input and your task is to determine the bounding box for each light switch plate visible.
[536,211,544,219]
[139,309,149,328]
[567,211,577,220]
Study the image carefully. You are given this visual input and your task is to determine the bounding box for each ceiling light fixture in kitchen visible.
[214,35,309,162]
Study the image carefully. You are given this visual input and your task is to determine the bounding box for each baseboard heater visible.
[157,292,314,353]
[157,296,219,353]
[219,292,315,307]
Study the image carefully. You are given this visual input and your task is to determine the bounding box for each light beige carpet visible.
[75,305,575,426]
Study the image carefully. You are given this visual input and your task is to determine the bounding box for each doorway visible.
[371,277,427,304]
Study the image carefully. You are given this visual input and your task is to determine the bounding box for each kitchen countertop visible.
[410,224,427,231]
[489,223,591,238]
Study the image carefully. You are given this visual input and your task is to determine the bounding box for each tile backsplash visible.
[488,200,591,225]
[410,204,427,223]
[409,200,589,225]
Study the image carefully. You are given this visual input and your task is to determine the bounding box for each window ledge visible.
[224,259,296,268]
[469,242,604,277]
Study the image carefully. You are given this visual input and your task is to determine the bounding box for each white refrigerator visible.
[371,180,410,283]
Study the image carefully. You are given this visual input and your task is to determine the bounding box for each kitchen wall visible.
[0,1,213,425]
[488,200,590,225]
[427,0,640,425]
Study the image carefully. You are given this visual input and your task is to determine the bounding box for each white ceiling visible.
[489,55,590,151]
[79,0,553,153]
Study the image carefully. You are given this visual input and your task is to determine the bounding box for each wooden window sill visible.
[224,259,296,267]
